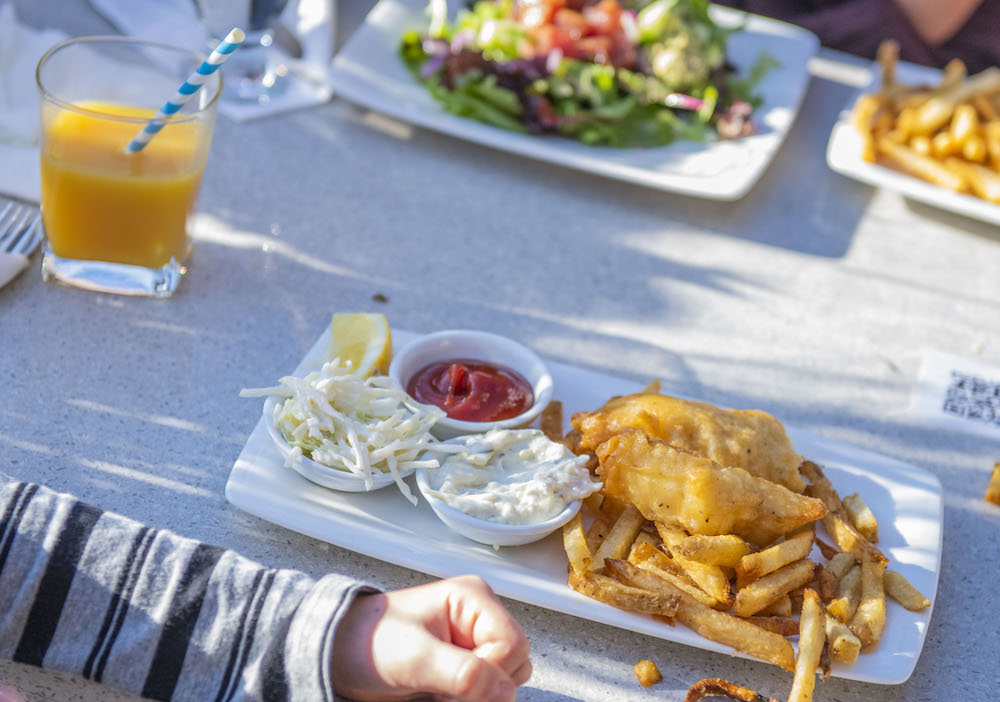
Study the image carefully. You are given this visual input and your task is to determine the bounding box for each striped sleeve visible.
[0,479,377,702]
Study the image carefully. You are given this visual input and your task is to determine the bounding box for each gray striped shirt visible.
[0,478,374,701]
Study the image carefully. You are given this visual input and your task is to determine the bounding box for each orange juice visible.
[40,102,209,269]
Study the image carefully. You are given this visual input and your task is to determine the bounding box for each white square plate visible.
[827,61,1000,226]
[227,328,942,685]
[328,0,818,200]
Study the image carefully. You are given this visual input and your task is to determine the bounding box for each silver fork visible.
[0,199,42,256]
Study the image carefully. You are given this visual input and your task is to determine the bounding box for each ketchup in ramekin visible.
[407,359,534,422]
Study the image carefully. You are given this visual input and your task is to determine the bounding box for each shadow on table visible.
[331,71,874,260]
[901,198,1000,245]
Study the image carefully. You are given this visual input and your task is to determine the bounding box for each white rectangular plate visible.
[328,0,818,200]
[827,61,1000,226]
[227,328,942,685]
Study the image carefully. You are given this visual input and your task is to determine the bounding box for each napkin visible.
[0,2,67,202]
[89,0,337,123]
[0,252,29,291]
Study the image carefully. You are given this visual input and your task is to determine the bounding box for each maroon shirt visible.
[714,0,1000,73]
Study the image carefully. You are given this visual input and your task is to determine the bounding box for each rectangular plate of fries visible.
[227,328,942,685]
[827,51,1000,226]
[329,0,818,200]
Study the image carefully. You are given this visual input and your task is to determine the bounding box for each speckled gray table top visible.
[2,1,999,701]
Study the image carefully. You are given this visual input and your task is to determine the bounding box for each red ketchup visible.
[407,359,534,422]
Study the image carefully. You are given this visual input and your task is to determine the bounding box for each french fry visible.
[789,589,804,614]
[931,131,960,159]
[539,400,564,442]
[634,659,663,688]
[884,570,931,611]
[947,158,1000,203]
[733,559,817,617]
[598,494,630,522]
[814,537,839,561]
[825,611,861,665]
[853,93,882,162]
[819,641,832,681]
[746,615,799,637]
[841,493,878,543]
[984,123,1000,169]
[569,569,680,618]
[910,134,932,156]
[628,530,659,561]
[756,594,792,617]
[814,565,840,601]
[562,512,591,575]
[825,512,885,562]
[877,39,899,97]
[737,528,814,580]
[674,534,752,568]
[586,515,611,554]
[589,504,644,571]
[879,138,967,191]
[849,554,888,650]
[583,492,604,517]
[972,93,1000,122]
[828,564,862,623]
[937,58,968,93]
[950,103,980,147]
[638,561,720,608]
[987,462,1000,505]
[962,135,988,163]
[801,462,884,561]
[607,559,796,671]
[658,524,733,606]
[788,589,825,702]
[826,551,856,580]
[629,542,722,608]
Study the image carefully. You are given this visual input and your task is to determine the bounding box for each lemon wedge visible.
[326,313,392,378]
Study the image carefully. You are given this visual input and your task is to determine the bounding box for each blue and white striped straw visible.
[125,28,245,154]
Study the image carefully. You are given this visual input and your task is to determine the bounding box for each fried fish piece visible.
[596,429,826,547]
[572,393,805,492]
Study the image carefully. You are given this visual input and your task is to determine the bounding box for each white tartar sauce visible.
[426,428,601,525]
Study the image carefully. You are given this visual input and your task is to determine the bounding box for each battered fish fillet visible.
[572,393,806,493]
[596,429,826,547]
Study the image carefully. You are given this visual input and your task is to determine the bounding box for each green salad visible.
[400,0,778,147]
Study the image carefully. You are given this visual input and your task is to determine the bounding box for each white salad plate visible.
[228,327,942,685]
[328,0,819,200]
[827,61,1000,227]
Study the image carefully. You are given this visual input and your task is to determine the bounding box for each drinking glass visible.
[35,36,221,297]
[193,0,290,103]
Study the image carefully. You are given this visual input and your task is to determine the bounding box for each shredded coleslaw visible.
[241,361,459,504]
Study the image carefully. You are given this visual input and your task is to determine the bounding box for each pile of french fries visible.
[560,456,931,701]
[853,40,1000,203]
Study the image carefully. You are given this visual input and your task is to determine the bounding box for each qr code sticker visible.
[941,371,1000,426]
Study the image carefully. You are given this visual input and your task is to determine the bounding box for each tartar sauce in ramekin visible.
[426,429,601,525]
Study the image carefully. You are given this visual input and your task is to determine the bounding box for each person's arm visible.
[0,478,371,702]
[892,0,983,46]
[0,477,532,702]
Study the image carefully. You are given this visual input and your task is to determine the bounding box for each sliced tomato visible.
[583,0,623,37]
[553,8,589,41]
